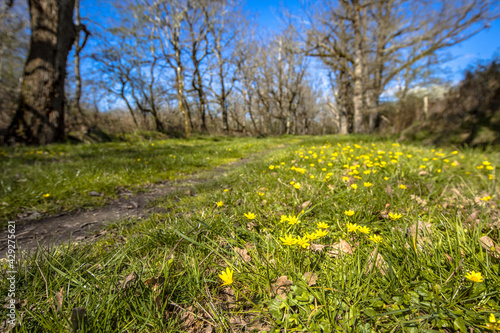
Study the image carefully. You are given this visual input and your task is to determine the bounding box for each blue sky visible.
[245,0,500,82]
[79,0,500,95]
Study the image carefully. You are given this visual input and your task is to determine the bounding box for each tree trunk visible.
[352,0,364,134]
[6,0,76,145]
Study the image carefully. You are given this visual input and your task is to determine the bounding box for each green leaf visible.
[453,317,466,333]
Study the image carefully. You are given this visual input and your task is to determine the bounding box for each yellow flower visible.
[317,222,329,229]
[218,267,234,286]
[269,165,275,170]
[399,184,407,189]
[388,212,402,220]
[369,235,383,243]
[216,201,224,207]
[224,189,229,192]
[280,215,289,223]
[304,232,320,241]
[483,161,491,166]
[364,182,373,187]
[344,209,355,216]
[293,183,301,189]
[358,226,370,234]
[280,234,296,246]
[346,222,359,233]
[295,236,310,249]
[490,313,497,323]
[314,229,329,237]
[42,193,50,198]
[258,192,265,196]
[244,212,256,220]
[465,271,484,283]
[351,184,358,190]
[342,176,349,181]
[287,215,300,225]
[480,195,492,202]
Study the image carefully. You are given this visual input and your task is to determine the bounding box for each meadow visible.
[1,135,499,332]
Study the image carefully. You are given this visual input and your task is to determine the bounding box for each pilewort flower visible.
[280,215,289,223]
[465,271,484,283]
[280,234,296,246]
[218,267,234,286]
[484,313,500,330]
[399,184,407,189]
[388,212,402,220]
[314,229,329,238]
[317,222,329,229]
[216,201,224,207]
[358,225,370,234]
[293,182,301,189]
[344,209,355,216]
[244,212,256,220]
[42,193,50,198]
[287,215,300,225]
[369,234,383,243]
[346,222,359,233]
[480,195,492,202]
[295,236,310,249]
[364,182,373,187]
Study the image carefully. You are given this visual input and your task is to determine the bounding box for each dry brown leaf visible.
[301,200,312,210]
[303,272,318,286]
[479,235,500,258]
[272,276,293,300]
[54,287,63,312]
[229,316,248,326]
[234,247,251,262]
[328,239,354,257]
[122,271,136,289]
[310,244,326,252]
[365,249,388,275]
[247,222,256,231]
[385,184,392,196]
[407,221,432,245]
[418,170,428,176]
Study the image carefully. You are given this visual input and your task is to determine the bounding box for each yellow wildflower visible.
[351,184,358,190]
[42,193,50,198]
[358,226,370,234]
[364,182,373,187]
[216,201,224,207]
[399,184,407,189]
[244,212,256,220]
[287,215,300,225]
[295,236,310,249]
[465,271,484,283]
[218,267,234,286]
[279,234,296,246]
[346,222,359,233]
[280,215,289,223]
[293,183,301,189]
[224,189,229,192]
[480,195,492,202]
[369,235,383,243]
[317,222,329,229]
[388,212,402,220]
[314,229,329,237]
[344,209,355,216]
[269,165,275,170]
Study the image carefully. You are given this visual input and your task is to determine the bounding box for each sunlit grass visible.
[1,135,499,332]
[0,136,293,224]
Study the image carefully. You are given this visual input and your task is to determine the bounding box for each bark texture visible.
[6,0,76,145]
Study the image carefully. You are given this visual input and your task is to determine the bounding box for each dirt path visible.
[0,145,286,257]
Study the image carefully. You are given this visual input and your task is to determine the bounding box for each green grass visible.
[0,136,294,224]
[1,135,500,332]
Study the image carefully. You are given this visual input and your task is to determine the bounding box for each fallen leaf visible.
[229,316,247,326]
[301,200,312,210]
[479,235,500,258]
[418,170,428,176]
[385,184,392,196]
[122,271,136,289]
[328,239,354,256]
[55,287,64,312]
[271,276,293,299]
[303,272,318,286]
[310,244,325,252]
[365,249,388,275]
[234,247,251,262]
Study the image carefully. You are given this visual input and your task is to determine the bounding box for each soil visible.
[0,146,285,257]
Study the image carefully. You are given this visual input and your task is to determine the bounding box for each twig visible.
[34,259,49,299]
[168,301,214,327]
